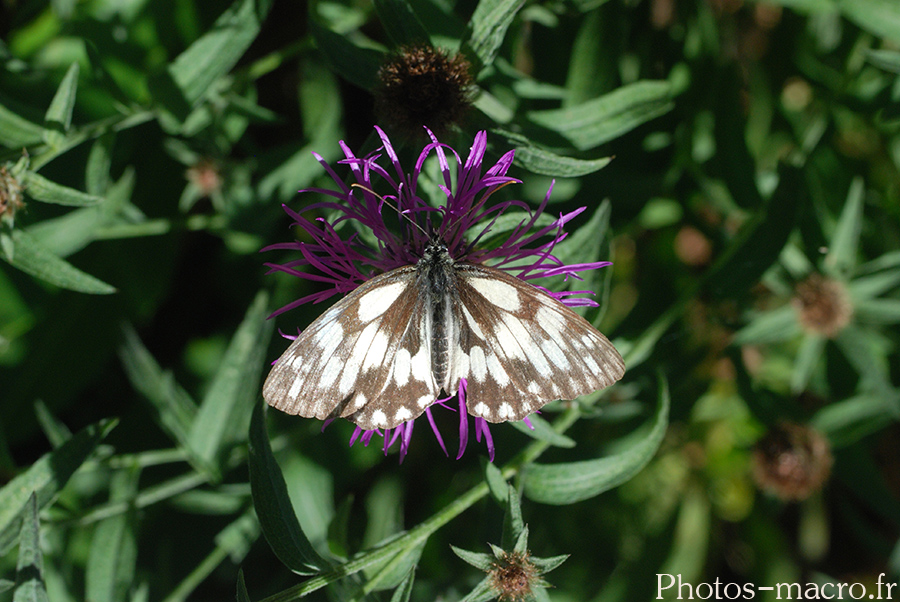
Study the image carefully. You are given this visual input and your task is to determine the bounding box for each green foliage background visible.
[1,0,899,600]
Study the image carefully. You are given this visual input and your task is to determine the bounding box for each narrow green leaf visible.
[463,0,526,70]
[733,305,800,345]
[86,468,140,602]
[389,568,415,602]
[483,460,508,503]
[13,494,48,602]
[705,164,802,299]
[23,171,103,207]
[458,577,496,602]
[28,168,137,258]
[527,81,673,151]
[495,130,612,176]
[309,20,384,91]
[450,546,495,571]
[0,102,45,148]
[155,0,271,111]
[0,580,14,594]
[247,403,330,575]
[825,177,864,276]
[363,538,426,592]
[523,378,669,505]
[43,62,79,147]
[374,0,431,46]
[2,229,115,294]
[236,569,251,602]
[837,0,900,42]
[0,419,116,555]
[812,394,896,448]
[508,415,576,448]
[189,291,273,476]
[866,49,900,73]
[33,400,72,449]
[501,485,524,551]
[118,325,214,477]
[85,134,115,196]
[855,298,900,324]
[790,334,825,394]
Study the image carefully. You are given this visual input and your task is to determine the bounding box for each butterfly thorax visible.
[417,242,457,391]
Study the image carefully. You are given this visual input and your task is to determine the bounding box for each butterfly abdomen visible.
[419,243,458,392]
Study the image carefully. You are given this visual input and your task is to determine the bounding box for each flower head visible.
[452,525,568,601]
[751,422,833,501]
[792,273,853,338]
[375,45,473,140]
[0,165,25,222]
[264,127,612,462]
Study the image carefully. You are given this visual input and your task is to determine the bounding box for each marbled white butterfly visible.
[262,238,625,431]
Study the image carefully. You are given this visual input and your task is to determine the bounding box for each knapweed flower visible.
[263,127,620,462]
[751,422,832,501]
[451,526,568,602]
[375,45,473,140]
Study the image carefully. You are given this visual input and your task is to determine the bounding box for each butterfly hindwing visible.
[452,264,625,423]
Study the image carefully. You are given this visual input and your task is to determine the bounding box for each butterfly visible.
[263,238,625,431]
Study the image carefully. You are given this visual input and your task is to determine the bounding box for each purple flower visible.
[264,127,612,462]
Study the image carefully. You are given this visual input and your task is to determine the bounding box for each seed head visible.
[375,45,473,139]
[489,551,540,602]
[792,273,853,338]
[0,166,25,220]
[752,422,833,501]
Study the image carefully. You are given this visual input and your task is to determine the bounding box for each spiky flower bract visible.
[264,127,612,462]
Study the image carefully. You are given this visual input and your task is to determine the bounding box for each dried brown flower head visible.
[490,551,540,602]
[0,166,25,220]
[752,422,833,501]
[375,45,473,139]
[792,273,853,338]
[185,159,222,197]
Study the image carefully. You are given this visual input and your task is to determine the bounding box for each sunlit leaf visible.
[523,378,669,505]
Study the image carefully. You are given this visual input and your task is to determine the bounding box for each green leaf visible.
[374,0,431,46]
[13,494,48,602]
[527,81,673,151]
[189,291,273,477]
[733,305,800,344]
[309,20,383,91]
[463,0,526,70]
[825,177,864,276]
[151,0,272,116]
[866,49,900,73]
[791,334,825,394]
[362,537,426,591]
[494,130,612,177]
[705,164,802,299]
[855,298,900,324]
[812,393,896,448]
[501,484,524,550]
[389,568,416,602]
[523,378,669,505]
[2,229,116,294]
[236,569,251,602]
[508,415,576,448]
[458,577,496,602]
[0,419,116,555]
[0,102,45,148]
[837,0,900,42]
[118,325,215,476]
[85,133,115,196]
[33,400,72,449]
[247,402,330,575]
[43,62,79,148]
[85,468,140,602]
[451,545,495,571]
[483,460,508,503]
[22,171,103,207]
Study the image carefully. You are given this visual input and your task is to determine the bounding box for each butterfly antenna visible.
[350,183,431,238]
